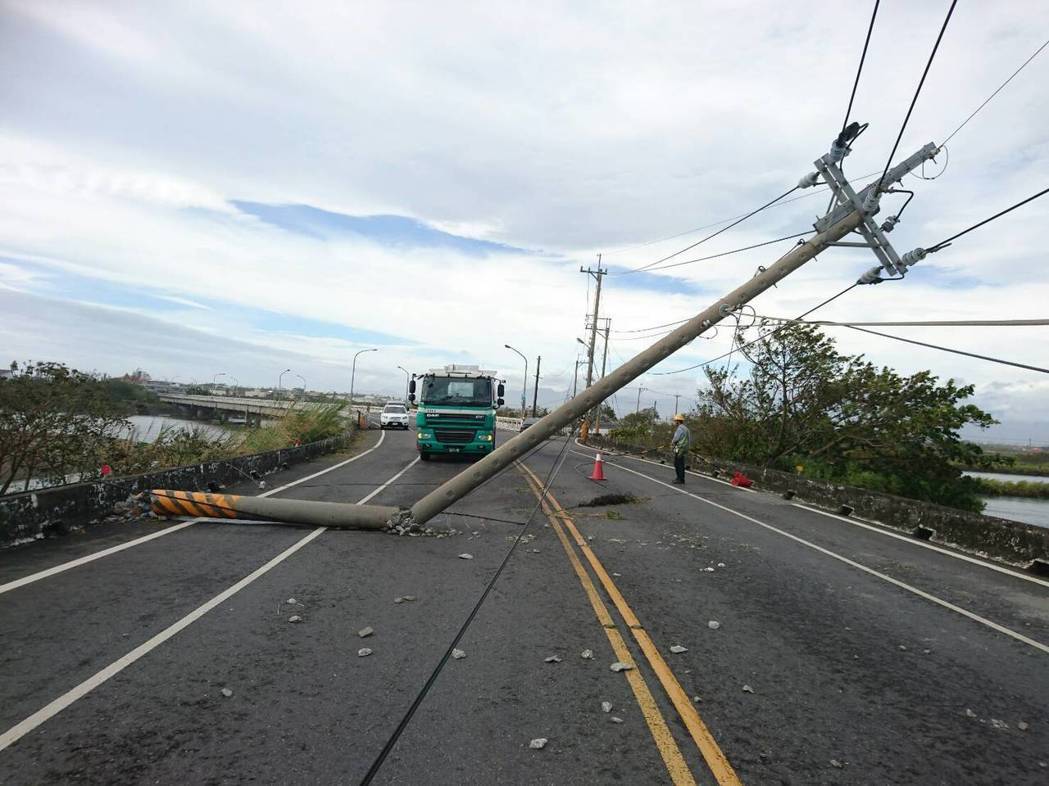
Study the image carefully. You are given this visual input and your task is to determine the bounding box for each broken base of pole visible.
[149,490,398,530]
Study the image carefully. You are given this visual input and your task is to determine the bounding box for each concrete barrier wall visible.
[592,437,1049,566]
[0,431,355,548]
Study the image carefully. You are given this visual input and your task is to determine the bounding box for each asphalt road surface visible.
[1,428,1047,784]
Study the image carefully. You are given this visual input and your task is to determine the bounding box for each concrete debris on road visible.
[611,717,624,723]
[692,695,702,703]
[358,627,374,638]
[704,567,715,572]
[288,615,302,623]
[358,648,373,657]
[707,620,721,630]
[601,701,613,713]
[990,719,1009,730]
[1018,721,1029,731]
[458,553,474,560]
[220,688,233,698]
[452,648,467,660]
[830,759,844,769]
[286,598,297,605]
[669,645,688,654]
[580,649,594,659]
[898,645,908,651]
[394,595,417,604]
[717,562,726,568]
[544,655,562,663]
[742,684,754,693]
[965,708,977,718]
[610,662,634,673]
[529,738,548,750]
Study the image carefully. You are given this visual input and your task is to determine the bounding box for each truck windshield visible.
[421,376,492,406]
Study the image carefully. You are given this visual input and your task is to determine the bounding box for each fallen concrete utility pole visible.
[150,489,397,529]
[151,136,938,531]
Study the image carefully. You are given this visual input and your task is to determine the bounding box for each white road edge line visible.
[572,443,1048,589]
[575,451,1049,656]
[0,452,416,753]
[0,431,388,596]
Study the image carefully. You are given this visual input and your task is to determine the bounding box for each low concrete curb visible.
[591,437,1049,567]
[0,430,355,547]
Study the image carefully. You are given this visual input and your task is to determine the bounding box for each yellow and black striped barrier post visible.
[149,490,397,530]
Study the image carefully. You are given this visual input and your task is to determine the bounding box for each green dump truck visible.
[409,365,504,461]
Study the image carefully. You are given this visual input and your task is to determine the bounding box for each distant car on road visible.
[380,402,411,430]
[519,416,541,432]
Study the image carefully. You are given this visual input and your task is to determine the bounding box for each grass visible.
[971,478,1049,499]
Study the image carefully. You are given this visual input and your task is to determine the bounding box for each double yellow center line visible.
[517,461,741,786]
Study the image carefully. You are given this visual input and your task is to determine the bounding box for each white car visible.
[380,402,411,430]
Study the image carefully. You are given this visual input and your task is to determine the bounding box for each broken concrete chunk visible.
[965,708,977,718]
[529,738,548,749]
[452,648,467,660]
[544,655,562,663]
[402,595,416,601]
[1018,721,1029,731]
[358,648,372,657]
[611,717,624,723]
[830,759,844,769]
[707,620,721,630]
[990,718,1009,730]
[458,553,474,560]
[286,598,297,605]
[358,627,374,638]
[717,562,726,568]
[704,567,715,572]
[742,684,754,694]
[394,597,404,604]
[669,645,688,654]
[220,687,233,698]
[580,649,594,660]
[288,615,302,623]
[610,662,634,673]
[601,701,613,713]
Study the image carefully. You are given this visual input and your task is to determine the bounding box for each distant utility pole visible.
[580,255,606,393]
[673,394,680,415]
[636,386,646,414]
[532,355,541,417]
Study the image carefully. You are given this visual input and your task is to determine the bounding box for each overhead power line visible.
[942,36,1049,146]
[928,186,1049,252]
[618,185,800,275]
[839,324,1049,375]
[842,0,881,133]
[755,317,1049,327]
[638,231,812,274]
[878,0,958,189]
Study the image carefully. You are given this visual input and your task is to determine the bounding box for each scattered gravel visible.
[529,738,548,750]
[544,655,562,663]
[610,662,634,673]
[458,553,474,560]
[1018,721,1029,731]
[611,717,624,724]
[580,649,594,660]
[358,627,374,638]
[220,688,233,698]
[601,701,613,713]
[669,645,688,654]
[358,648,373,657]
[707,620,721,630]
[452,648,467,660]
[742,684,755,694]
[288,615,302,623]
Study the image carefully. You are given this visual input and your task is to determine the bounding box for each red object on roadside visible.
[589,453,606,482]
[100,464,112,478]
[730,471,753,488]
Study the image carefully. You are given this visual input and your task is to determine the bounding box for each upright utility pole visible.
[531,356,541,417]
[673,394,680,416]
[580,255,606,391]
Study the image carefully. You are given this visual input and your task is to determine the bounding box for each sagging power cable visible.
[878,0,958,190]
[650,283,858,375]
[360,429,578,785]
[618,185,801,275]
[637,231,813,274]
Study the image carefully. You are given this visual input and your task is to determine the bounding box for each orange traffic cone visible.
[589,453,606,481]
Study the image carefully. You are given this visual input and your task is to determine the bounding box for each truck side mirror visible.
[497,398,504,407]
[409,393,416,403]
[409,379,416,394]
[497,382,505,398]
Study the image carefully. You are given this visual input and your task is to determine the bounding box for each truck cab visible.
[409,365,504,461]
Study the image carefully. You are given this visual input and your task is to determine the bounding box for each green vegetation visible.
[609,324,999,512]
[0,361,348,493]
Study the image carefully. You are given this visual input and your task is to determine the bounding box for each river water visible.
[125,415,230,443]
[964,471,1049,529]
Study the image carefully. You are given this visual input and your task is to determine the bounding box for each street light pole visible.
[503,344,528,417]
[278,368,292,401]
[294,374,306,401]
[350,349,377,409]
[397,366,411,402]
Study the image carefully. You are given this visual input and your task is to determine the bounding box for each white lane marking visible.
[573,445,1048,589]
[0,453,416,752]
[0,431,388,596]
[583,453,1049,656]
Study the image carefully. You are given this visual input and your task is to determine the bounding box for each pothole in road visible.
[578,493,645,508]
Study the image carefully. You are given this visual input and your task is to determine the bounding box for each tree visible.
[0,362,131,494]
[695,324,996,510]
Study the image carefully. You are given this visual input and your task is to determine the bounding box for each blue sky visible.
[1,1,1047,432]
